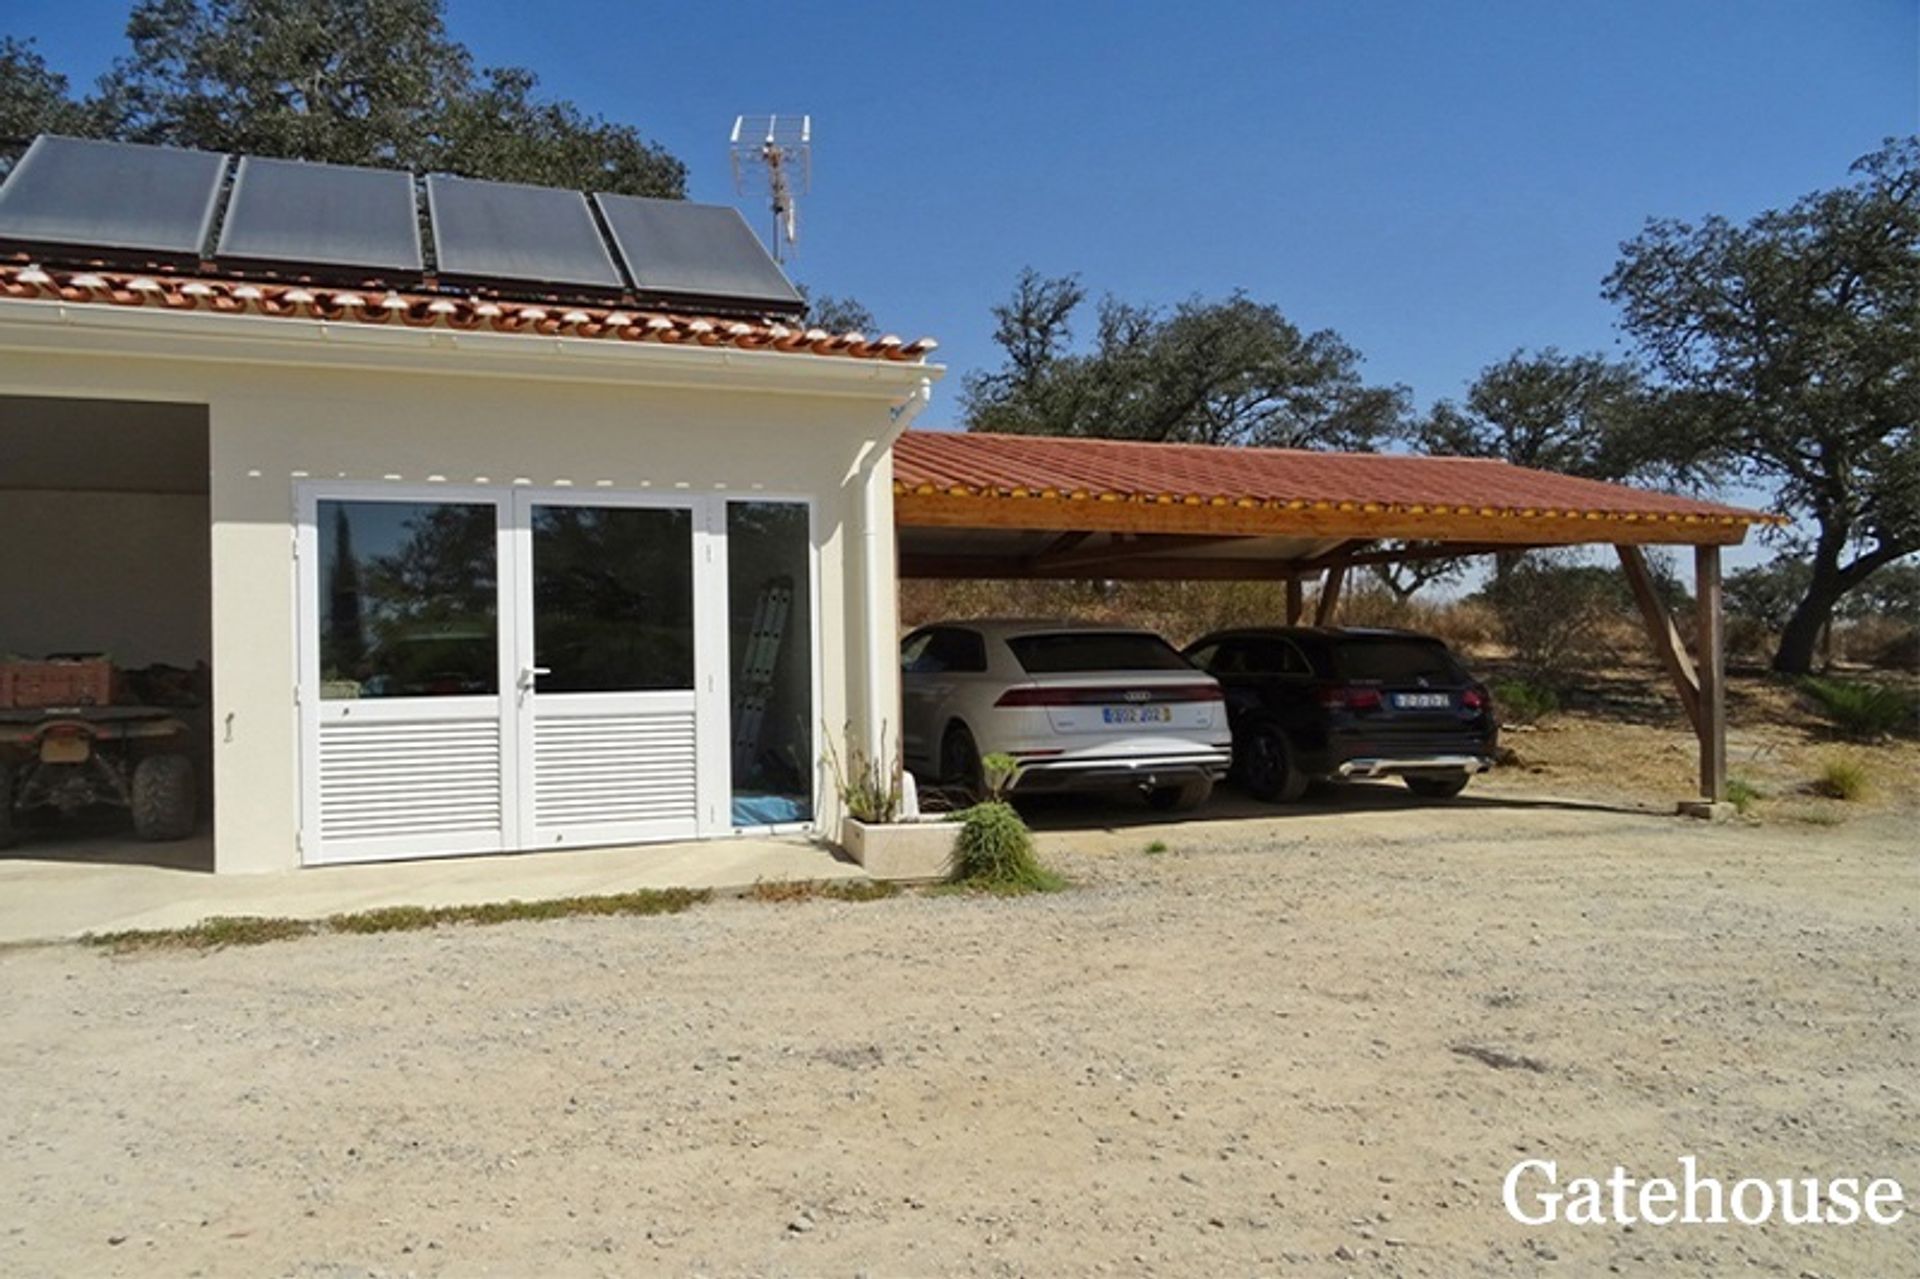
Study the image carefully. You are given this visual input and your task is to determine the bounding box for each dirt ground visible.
[3,783,1915,1277]
[1485,664,1920,823]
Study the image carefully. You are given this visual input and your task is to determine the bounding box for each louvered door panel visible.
[531,706,698,840]
[316,716,505,853]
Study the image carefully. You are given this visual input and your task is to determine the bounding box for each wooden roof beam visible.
[899,539,1532,582]
[893,491,1754,547]
[1030,532,1260,573]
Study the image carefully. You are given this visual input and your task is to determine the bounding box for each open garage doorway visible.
[0,395,212,869]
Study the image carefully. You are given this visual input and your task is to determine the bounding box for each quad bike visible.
[0,707,197,848]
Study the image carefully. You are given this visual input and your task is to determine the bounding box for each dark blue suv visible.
[1181,627,1497,802]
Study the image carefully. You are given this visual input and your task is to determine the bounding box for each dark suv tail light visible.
[1317,684,1383,712]
[995,683,1221,708]
[1461,686,1488,711]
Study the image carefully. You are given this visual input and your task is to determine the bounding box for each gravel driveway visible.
[2,799,1914,1277]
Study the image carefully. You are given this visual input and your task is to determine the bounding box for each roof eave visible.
[891,485,1765,548]
[0,293,944,401]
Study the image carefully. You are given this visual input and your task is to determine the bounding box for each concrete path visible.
[0,835,866,943]
[0,779,1667,945]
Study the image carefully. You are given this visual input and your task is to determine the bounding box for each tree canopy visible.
[795,288,876,335]
[1,2,685,197]
[1412,347,1653,481]
[1,38,102,145]
[1605,137,1919,674]
[961,269,1408,452]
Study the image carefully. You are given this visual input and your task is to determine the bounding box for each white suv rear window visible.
[1007,632,1193,674]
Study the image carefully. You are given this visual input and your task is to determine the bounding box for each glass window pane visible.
[532,505,693,692]
[1333,638,1464,684]
[728,502,812,825]
[318,500,498,699]
[1007,631,1193,674]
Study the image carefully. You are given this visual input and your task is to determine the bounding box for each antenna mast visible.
[731,114,811,262]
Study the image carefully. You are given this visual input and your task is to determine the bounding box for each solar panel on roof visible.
[0,135,226,263]
[593,194,803,312]
[216,155,421,275]
[425,174,622,292]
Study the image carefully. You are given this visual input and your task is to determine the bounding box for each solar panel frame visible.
[425,173,624,294]
[593,193,805,313]
[0,135,227,265]
[215,155,423,277]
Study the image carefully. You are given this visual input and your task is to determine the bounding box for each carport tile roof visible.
[894,430,1776,527]
[0,263,938,363]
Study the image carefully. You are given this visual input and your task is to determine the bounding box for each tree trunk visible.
[1774,568,1845,676]
[1771,537,1906,675]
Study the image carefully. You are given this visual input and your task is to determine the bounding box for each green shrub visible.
[1799,678,1918,740]
[1726,776,1763,815]
[1812,756,1869,802]
[1491,678,1560,725]
[1481,553,1629,682]
[951,801,1064,893]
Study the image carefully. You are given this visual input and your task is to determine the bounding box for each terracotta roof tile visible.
[894,430,1775,526]
[0,263,938,364]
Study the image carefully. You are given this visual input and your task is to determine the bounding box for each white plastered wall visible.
[0,311,926,873]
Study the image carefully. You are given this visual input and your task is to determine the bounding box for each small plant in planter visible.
[949,753,1065,894]
[824,727,902,824]
[827,725,956,881]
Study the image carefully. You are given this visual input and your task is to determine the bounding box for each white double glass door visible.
[298,487,728,864]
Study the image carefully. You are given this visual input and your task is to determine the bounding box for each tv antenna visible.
[731,114,810,262]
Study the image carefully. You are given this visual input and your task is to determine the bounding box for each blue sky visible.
[7,0,1916,572]
[10,1,1912,417]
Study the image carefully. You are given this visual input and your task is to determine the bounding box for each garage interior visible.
[0,394,213,868]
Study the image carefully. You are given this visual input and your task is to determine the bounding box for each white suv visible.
[900,620,1232,810]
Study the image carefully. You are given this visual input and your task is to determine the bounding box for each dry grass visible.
[87,888,712,952]
[743,878,899,904]
[85,880,919,954]
[1482,659,1919,819]
[86,915,317,952]
[1811,755,1871,802]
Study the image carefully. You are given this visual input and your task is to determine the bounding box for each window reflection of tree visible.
[320,503,497,698]
[533,507,693,692]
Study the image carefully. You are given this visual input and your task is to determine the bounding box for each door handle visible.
[518,666,552,692]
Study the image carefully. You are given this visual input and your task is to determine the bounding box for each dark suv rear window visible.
[1007,632,1194,674]
[1332,637,1465,684]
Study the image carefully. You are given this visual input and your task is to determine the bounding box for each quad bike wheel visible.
[132,753,197,841]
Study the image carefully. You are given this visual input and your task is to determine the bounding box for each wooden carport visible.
[891,431,1781,808]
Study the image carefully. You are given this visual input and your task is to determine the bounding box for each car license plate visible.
[1394,692,1451,710]
[1101,705,1172,725]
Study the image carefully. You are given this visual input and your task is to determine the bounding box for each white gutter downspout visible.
[863,376,933,785]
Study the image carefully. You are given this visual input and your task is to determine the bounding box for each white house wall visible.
[0,331,917,873]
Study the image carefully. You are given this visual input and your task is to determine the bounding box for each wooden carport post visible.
[1694,545,1727,804]
[1285,577,1304,625]
[1616,543,1727,811]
